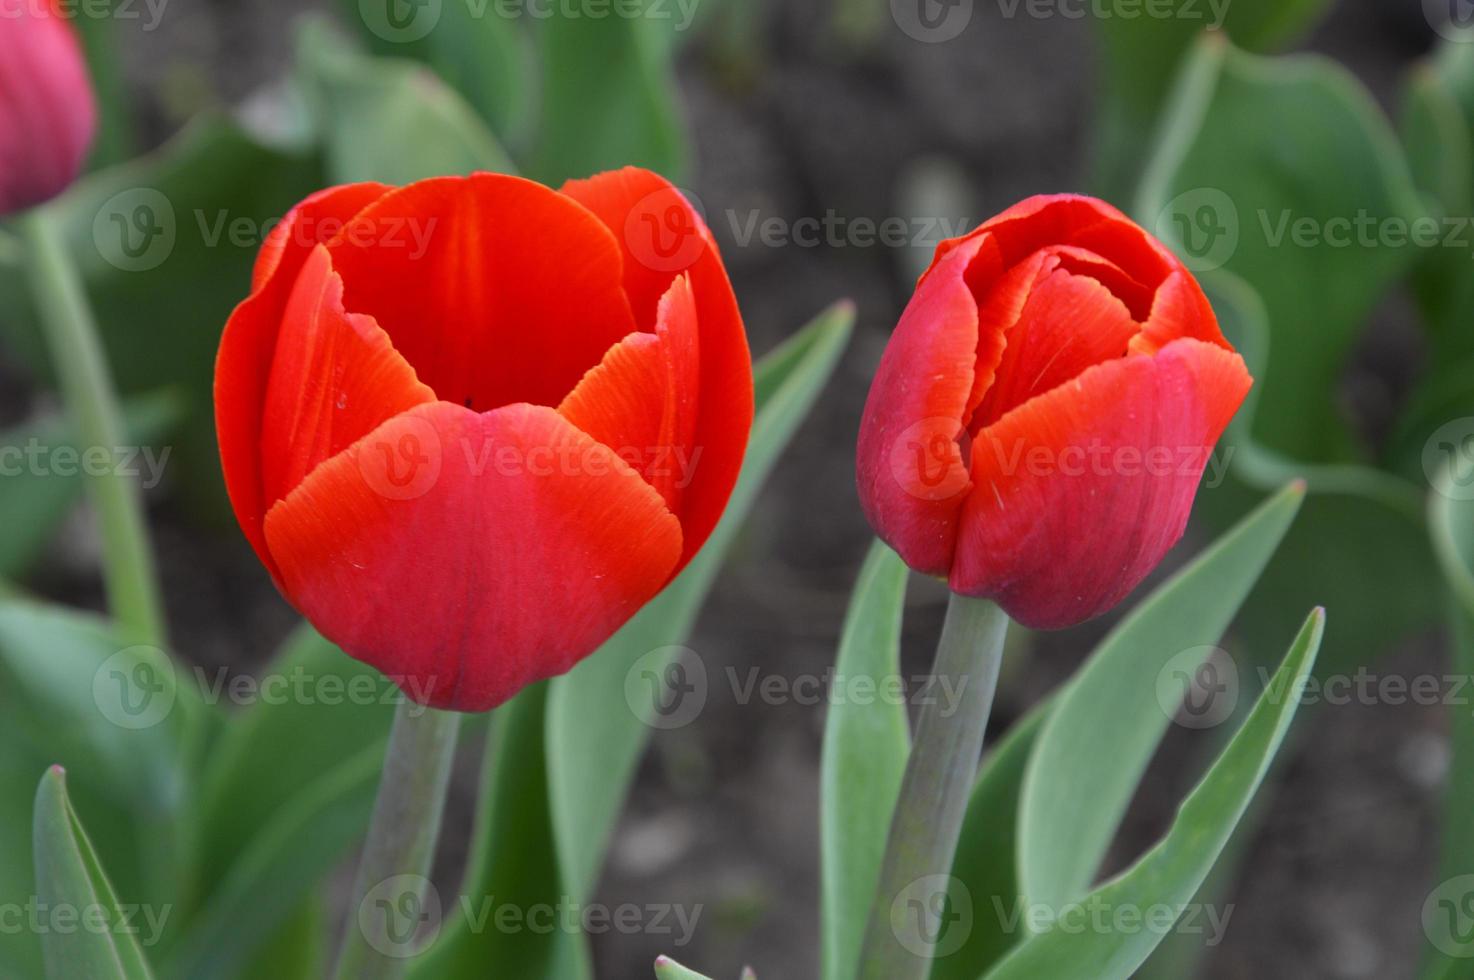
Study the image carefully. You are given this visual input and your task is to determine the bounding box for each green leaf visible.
[0,117,322,514]
[1091,0,1333,199]
[418,302,854,979]
[339,0,528,138]
[1423,456,1474,975]
[1136,36,1427,464]
[168,625,396,977]
[655,956,748,980]
[982,609,1325,979]
[297,19,516,185]
[820,541,911,980]
[531,0,688,184]
[929,696,1054,980]
[0,391,182,580]
[1017,482,1303,919]
[1196,274,1440,674]
[33,767,157,980]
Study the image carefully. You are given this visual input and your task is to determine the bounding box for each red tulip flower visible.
[0,0,97,215]
[216,169,752,712]
[857,194,1251,629]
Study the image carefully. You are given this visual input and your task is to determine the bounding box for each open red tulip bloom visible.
[216,169,752,711]
[0,0,97,215]
[857,194,1251,630]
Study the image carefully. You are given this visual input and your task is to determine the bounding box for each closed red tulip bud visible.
[857,194,1251,630]
[216,169,752,712]
[0,0,97,215]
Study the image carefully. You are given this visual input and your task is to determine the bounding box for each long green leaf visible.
[33,767,157,980]
[820,541,911,980]
[1017,482,1303,918]
[983,609,1325,979]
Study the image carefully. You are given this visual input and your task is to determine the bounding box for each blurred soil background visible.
[0,0,1455,977]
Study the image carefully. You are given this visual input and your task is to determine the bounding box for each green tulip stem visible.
[858,592,1010,980]
[332,698,463,980]
[20,206,166,647]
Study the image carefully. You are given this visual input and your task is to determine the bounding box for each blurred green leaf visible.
[419,302,854,978]
[1017,482,1302,918]
[297,19,517,185]
[168,625,395,977]
[1423,456,1474,975]
[820,541,910,980]
[532,0,688,184]
[654,956,730,979]
[0,391,182,580]
[33,767,156,980]
[71,1,135,169]
[1198,274,1441,674]
[239,897,327,980]
[930,696,1054,980]
[1137,37,1427,464]
[0,117,323,515]
[983,610,1324,979]
[340,0,528,138]
[1092,1,1333,199]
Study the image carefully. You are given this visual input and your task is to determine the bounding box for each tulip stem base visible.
[857,592,1009,980]
[332,698,462,980]
[20,206,166,647]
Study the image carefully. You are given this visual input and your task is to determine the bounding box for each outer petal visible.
[0,2,96,214]
[262,401,683,712]
[559,167,752,566]
[856,236,985,576]
[215,182,394,578]
[323,173,638,412]
[1130,268,1231,355]
[557,275,700,514]
[952,339,1252,629]
[260,245,436,507]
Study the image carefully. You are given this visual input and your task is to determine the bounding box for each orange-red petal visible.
[216,182,393,579]
[262,401,683,712]
[560,168,752,566]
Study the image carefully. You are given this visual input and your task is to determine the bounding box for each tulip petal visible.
[216,182,394,578]
[972,266,1141,429]
[322,173,638,412]
[263,401,684,712]
[560,167,753,565]
[1131,268,1231,355]
[557,275,700,512]
[856,237,986,577]
[260,245,436,507]
[953,338,1252,629]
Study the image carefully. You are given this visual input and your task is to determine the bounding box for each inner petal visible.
[322,173,640,413]
[970,265,1143,433]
